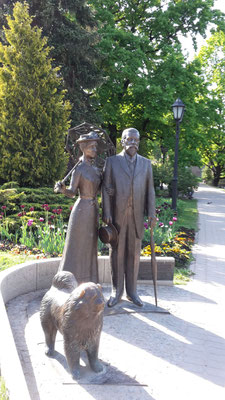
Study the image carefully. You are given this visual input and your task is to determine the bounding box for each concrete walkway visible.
[7,183,225,400]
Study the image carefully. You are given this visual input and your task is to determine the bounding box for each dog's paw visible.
[72,369,80,380]
[90,359,103,373]
[45,346,54,357]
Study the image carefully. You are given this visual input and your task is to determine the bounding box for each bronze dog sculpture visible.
[40,271,105,379]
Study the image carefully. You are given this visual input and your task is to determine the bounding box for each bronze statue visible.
[40,271,105,380]
[54,132,101,283]
[102,128,156,307]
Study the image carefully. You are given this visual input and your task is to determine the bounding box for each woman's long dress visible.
[58,161,101,284]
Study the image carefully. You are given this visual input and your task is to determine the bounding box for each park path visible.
[6,183,225,400]
[170,182,225,399]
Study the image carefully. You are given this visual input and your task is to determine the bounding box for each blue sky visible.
[182,0,225,60]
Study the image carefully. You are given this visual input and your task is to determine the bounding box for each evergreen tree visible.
[0,2,71,187]
[0,0,102,125]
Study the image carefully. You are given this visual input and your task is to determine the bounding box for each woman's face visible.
[82,140,98,159]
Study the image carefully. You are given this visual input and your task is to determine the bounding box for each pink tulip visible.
[39,217,44,222]
[169,221,173,226]
[27,219,33,226]
[173,216,177,221]
[42,204,50,211]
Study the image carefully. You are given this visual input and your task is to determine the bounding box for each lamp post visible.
[171,98,185,210]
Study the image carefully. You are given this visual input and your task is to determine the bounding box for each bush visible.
[168,167,200,198]
[152,163,173,189]
[202,166,213,184]
[1,181,20,189]
[153,162,200,198]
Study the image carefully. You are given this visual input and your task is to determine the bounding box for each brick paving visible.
[7,183,225,400]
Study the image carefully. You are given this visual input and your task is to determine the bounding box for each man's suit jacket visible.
[102,151,155,239]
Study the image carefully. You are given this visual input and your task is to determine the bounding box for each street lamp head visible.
[172,98,185,122]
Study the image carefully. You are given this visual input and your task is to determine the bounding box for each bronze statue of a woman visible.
[54,132,101,284]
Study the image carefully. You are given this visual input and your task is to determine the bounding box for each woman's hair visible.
[79,140,98,153]
[79,142,88,153]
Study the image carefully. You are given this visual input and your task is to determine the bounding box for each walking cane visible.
[150,221,158,307]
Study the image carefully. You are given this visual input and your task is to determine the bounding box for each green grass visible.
[174,267,195,285]
[0,377,9,400]
[175,198,198,284]
[177,199,198,231]
[0,252,37,272]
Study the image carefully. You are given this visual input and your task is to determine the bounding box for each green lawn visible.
[0,252,37,272]
[177,199,198,231]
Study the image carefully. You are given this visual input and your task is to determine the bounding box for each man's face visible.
[122,131,140,157]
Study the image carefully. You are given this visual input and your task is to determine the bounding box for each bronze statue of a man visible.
[102,128,156,307]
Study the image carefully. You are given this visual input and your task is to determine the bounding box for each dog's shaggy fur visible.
[40,271,105,379]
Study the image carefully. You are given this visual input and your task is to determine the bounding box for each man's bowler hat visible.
[99,223,118,247]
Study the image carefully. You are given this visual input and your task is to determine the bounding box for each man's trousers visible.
[109,206,141,298]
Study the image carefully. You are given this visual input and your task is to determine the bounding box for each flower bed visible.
[141,228,195,268]
[1,193,196,269]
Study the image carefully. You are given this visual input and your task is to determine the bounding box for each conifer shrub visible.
[0,2,71,187]
[1,182,20,189]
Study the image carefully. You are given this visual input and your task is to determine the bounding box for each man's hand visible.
[103,214,112,225]
[148,216,157,229]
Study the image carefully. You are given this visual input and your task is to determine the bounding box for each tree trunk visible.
[107,124,118,148]
[212,177,220,187]
[212,166,221,187]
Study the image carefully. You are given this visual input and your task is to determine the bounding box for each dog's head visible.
[52,271,77,291]
[63,282,105,325]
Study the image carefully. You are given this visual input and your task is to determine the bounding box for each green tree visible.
[0,2,71,187]
[0,0,102,125]
[90,0,224,155]
[197,31,225,186]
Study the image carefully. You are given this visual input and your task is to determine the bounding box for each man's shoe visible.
[107,295,121,307]
[127,293,143,307]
